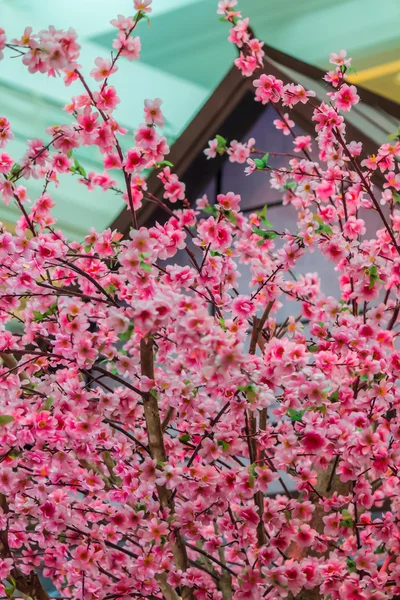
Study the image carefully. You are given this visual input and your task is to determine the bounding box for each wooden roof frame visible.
[112,48,400,236]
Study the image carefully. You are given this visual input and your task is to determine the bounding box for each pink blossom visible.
[0,28,6,61]
[227,138,255,163]
[273,113,294,135]
[0,558,13,579]
[134,0,152,13]
[124,148,146,173]
[334,84,360,111]
[302,431,326,452]
[135,124,158,150]
[0,152,13,174]
[217,0,238,15]
[111,15,136,30]
[113,32,141,61]
[329,49,352,67]
[0,117,14,148]
[282,84,316,107]
[294,135,312,153]
[217,191,241,211]
[204,138,219,159]
[144,98,164,127]
[90,57,118,81]
[343,216,366,239]
[234,53,259,77]
[253,74,283,104]
[231,294,255,317]
[94,86,120,112]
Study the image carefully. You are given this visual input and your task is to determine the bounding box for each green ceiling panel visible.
[0,0,399,239]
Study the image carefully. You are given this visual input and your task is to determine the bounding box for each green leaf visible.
[105,284,116,295]
[218,317,226,330]
[247,475,255,489]
[210,250,222,257]
[44,396,54,411]
[119,323,134,343]
[73,158,87,178]
[315,223,333,235]
[217,440,230,451]
[203,204,218,216]
[366,264,384,289]
[8,163,21,180]
[340,518,353,527]
[223,210,238,226]
[136,12,151,26]
[256,205,273,228]
[0,415,14,426]
[179,433,190,444]
[393,191,400,204]
[346,558,357,573]
[340,509,353,528]
[32,310,45,322]
[238,383,257,404]
[4,584,15,598]
[215,134,227,154]
[32,303,58,322]
[140,261,152,273]
[252,228,278,240]
[156,160,174,168]
[262,152,270,165]
[253,158,266,169]
[248,463,257,478]
[308,344,319,353]
[329,390,339,403]
[216,134,227,146]
[252,227,266,236]
[287,408,305,422]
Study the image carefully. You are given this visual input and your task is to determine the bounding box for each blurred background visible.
[0,0,400,240]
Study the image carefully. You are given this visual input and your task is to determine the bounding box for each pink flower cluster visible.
[11,26,81,77]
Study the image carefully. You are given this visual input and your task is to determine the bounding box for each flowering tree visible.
[0,1,400,599]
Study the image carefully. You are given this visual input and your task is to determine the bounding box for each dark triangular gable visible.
[112,49,399,236]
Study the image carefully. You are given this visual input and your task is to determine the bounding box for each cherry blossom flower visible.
[134,0,152,13]
[90,57,118,81]
[273,113,294,135]
[330,49,352,67]
[334,84,360,112]
[144,98,165,127]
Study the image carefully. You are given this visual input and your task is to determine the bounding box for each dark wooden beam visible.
[256,58,387,188]
[262,43,400,120]
[112,44,397,234]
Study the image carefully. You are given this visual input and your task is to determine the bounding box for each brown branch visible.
[0,494,50,600]
[140,337,193,600]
